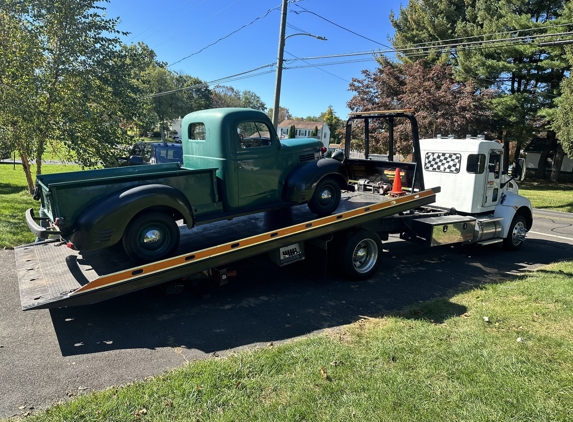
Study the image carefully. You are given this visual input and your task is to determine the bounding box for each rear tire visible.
[308,177,341,217]
[336,229,382,280]
[503,214,527,251]
[123,211,180,262]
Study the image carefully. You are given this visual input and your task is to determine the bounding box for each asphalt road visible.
[1,209,572,419]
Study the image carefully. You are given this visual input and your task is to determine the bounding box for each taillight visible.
[54,218,61,227]
[321,147,327,153]
[66,242,74,249]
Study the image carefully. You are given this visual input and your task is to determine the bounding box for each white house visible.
[277,120,331,148]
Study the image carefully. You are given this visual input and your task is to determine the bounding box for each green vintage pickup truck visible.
[27,108,349,261]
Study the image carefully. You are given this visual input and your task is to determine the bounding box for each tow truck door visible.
[483,149,502,208]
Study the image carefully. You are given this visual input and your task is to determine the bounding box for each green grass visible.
[519,181,573,213]
[16,260,573,422]
[0,164,83,248]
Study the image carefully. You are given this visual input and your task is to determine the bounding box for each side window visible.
[188,123,206,141]
[237,121,273,149]
[488,153,501,179]
[466,154,486,174]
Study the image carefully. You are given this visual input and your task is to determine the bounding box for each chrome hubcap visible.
[353,239,378,273]
[513,222,527,244]
[320,189,332,201]
[143,229,162,244]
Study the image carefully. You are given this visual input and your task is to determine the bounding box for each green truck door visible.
[235,120,282,207]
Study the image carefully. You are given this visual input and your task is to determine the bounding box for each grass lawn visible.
[19,260,573,422]
[0,164,83,248]
[1,167,572,420]
[519,180,573,213]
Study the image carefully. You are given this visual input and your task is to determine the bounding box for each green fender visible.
[283,158,349,203]
[70,184,194,251]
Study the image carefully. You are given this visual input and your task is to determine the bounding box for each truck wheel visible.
[308,177,341,217]
[336,229,382,280]
[123,211,180,262]
[503,214,527,251]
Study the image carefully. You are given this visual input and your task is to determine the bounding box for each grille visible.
[299,153,315,163]
[94,227,113,243]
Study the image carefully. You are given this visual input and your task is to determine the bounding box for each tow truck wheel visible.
[503,214,527,251]
[337,229,382,280]
[123,211,180,262]
[308,177,341,217]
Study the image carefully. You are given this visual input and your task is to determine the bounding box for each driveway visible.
[1,209,572,418]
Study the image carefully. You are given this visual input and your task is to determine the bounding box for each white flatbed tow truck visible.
[15,110,532,310]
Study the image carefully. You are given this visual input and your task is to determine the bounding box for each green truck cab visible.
[27,108,349,262]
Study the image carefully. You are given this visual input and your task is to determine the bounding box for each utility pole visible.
[272,0,288,128]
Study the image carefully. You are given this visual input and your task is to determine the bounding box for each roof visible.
[278,120,325,130]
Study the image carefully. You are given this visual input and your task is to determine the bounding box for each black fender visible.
[70,184,194,250]
[283,158,349,203]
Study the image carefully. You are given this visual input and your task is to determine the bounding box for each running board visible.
[477,238,503,246]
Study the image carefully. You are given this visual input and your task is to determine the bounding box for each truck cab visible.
[181,108,347,213]
[419,137,520,214]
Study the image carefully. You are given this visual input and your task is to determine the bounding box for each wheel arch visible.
[70,184,194,250]
[283,158,348,203]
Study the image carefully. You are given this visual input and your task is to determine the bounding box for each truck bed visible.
[15,189,437,310]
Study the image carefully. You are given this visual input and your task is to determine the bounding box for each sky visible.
[101,0,405,120]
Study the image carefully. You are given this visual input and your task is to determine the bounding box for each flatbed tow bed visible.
[15,189,437,310]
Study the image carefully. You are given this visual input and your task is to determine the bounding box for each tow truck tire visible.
[308,177,341,217]
[503,214,526,251]
[123,211,180,262]
[336,229,382,280]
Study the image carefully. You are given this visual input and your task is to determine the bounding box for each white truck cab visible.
[419,136,532,249]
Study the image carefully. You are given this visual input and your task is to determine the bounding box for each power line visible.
[293,3,393,49]
[127,0,204,42]
[168,5,280,67]
[151,27,573,99]
[149,63,275,97]
[152,0,243,49]
[284,51,350,82]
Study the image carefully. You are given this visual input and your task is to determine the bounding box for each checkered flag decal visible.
[424,152,461,174]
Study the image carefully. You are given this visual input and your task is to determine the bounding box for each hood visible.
[280,137,323,151]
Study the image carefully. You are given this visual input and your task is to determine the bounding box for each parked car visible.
[119,141,183,166]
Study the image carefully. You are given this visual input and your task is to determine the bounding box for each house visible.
[277,120,330,148]
[523,137,573,181]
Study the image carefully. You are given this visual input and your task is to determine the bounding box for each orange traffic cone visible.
[389,168,405,197]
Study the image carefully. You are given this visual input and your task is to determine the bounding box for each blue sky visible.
[102,0,405,120]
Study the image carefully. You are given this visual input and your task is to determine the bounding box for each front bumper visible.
[26,208,60,239]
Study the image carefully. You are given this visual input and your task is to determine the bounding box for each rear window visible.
[466,154,486,174]
[188,123,206,141]
[154,146,183,164]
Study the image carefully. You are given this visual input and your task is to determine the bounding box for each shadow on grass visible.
[520,180,573,191]
[0,182,27,195]
[397,299,468,324]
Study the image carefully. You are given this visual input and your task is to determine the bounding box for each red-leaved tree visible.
[347,58,495,156]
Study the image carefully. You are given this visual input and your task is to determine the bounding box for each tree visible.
[0,0,148,192]
[210,85,265,110]
[267,106,292,123]
[323,106,344,144]
[348,59,494,155]
[288,125,296,138]
[389,0,571,175]
[551,45,573,176]
[311,126,318,137]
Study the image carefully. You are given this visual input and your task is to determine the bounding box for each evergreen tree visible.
[288,125,296,138]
